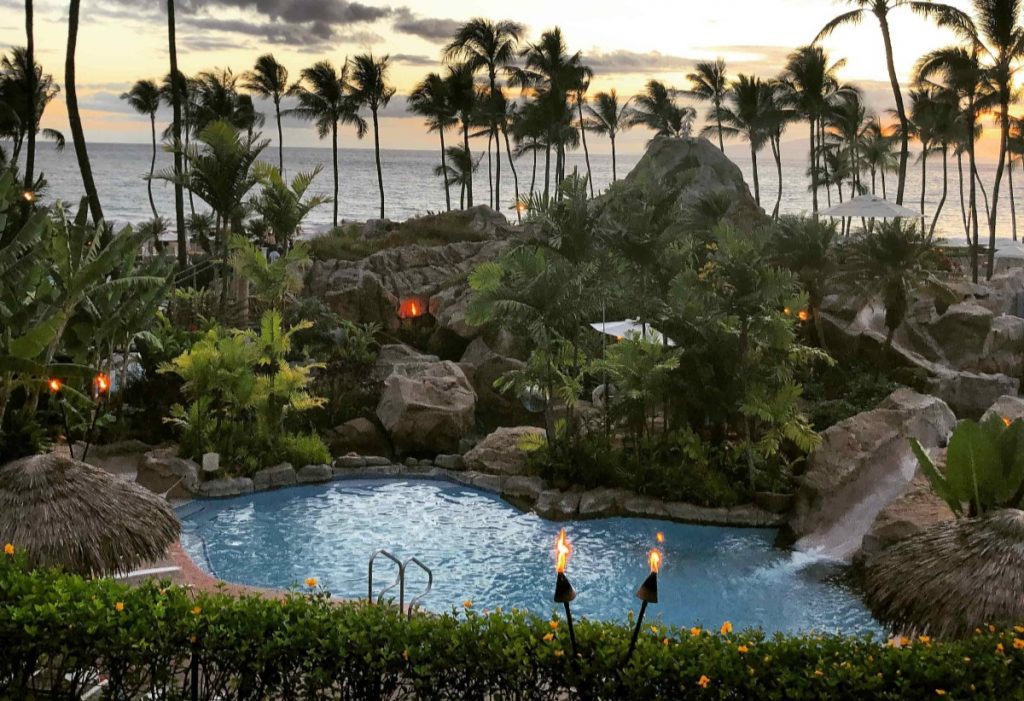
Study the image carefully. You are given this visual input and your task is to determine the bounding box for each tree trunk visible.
[490,71,500,212]
[439,129,451,212]
[877,12,909,205]
[331,121,339,227]
[502,125,521,223]
[717,106,724,152]
[1010,153,1018,241]
[920,143,927,221]
[66,0,104,229]
[988,96,1011,279]
[611,134,618,182]
[968,109,980,283]
[957,150,969,245]
[772,135,783,220]
[486,129,493,208]
[463,121,473,209]
[275,94,284,173]
[750,140,760,207]
[930,145,948,238]
[147,113,158,219]
[809,119,819,216]
[167,0,186,268]
[578,96,594,198]
[372,109,384,220]
[881,167,887,200]
[543,140,551,200]
[24,0,35,193]
[530,146,537,196]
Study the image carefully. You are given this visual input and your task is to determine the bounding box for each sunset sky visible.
[0,0,994,157]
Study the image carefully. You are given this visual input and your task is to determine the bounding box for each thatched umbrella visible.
[864,509,1024,639]
[0,453,180,576]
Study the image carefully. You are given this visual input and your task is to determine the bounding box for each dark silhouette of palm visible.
[349,53,396,221]
[583,90,633,182]
[687,58,729,151]
[121,79,162,219]
[243,54,289,172]
[716,75,773,207]
[629,80,695,139]
[409,72,457,212]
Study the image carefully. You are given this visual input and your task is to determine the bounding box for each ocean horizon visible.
[21,141,1023,242]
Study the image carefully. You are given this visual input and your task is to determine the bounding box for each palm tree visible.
[904,87,941,218]
[0,47,63,170]
[121,79,161,219]
[764,80,796,219]
[65,0,103,226]
[166,0,186,267]
[770,215,838,346]
[687,58,729,151]
[286,60,366,228]
[511,100,548,197]
[779,46,851,216]
[583,89,633,182]
[1009,116,1024,240]
[629,80,696,139]
[434,144,479,209]
[861,117,898,197]
[716,75,773,207]
[925,89,960,237]
[243,54,289,172]
[572,68,595,198]
[816,0,973,206]
[349,54,396,221]
[249,163,329,252]
[444,62,478,209]
[23,0,34,193]
[445,19,524,211]
[408,72,457,211]
[916,45,994,282]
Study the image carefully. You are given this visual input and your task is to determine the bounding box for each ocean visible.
[22,142,1021,242]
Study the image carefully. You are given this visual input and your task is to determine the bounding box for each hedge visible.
[1,550,1023,700]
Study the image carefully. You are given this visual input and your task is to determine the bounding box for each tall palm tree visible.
[166,0,186,267]
[629,80,696,139]
[408,72,457,212]
[779,46,851,216]
[434,144,479,209]
[764,79,796,219]
[0,47,63,168]
[572,68,595,198]
[121,79,161,219]
[924,88,960,236]
[511,100,548,197]
[445,19,524,211]
[23,0,34,193]
[444,62,478,208]
[1008,116,1024,240]
[583,89,633,182]
[917,45,995,282]
[687,58,729,151]
[243,54,289,172]
[903,87,942,218]
[349,53,395,221]
[715,75,773,207]
[816,0,973,207]
[65,0,103,226]
[968,0,1024,278]
[861,116,898,197]
[286,60,366,228]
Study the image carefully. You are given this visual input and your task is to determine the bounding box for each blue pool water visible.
[179,479,879,635]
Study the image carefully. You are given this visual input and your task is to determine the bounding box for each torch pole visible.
[562,600,578,658]
[58,397,75,461]
[625,600,648,663]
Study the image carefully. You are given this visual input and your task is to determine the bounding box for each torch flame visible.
[656,532,665,544]
[797,309,810,322]
[47,378,62,393]
[648,548,662,573]
[555,529,571,574]
[398,298,426,319]
[93,373,110,394]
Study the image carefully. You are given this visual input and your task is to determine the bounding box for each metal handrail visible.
[368,549,403,606]
[402,557,433,618]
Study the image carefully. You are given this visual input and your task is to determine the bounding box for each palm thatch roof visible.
[0,453,180,576]
[864,509,1024,639]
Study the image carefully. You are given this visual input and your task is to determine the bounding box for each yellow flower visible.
[989,624,997,633]
[936,690,946,696]
[463,600,473,609]
[690,626,701,637]
[814,670,824,677]
[305,577,317,588]
[662,637,669,646]
[3,543,13,556]
[697,675,710,689]
[1016,626,1024,634]
[549,620,559,630]
[737,645,749,654]
[899,636,910,647]
[553,649,564,658]
[402,649,409,662]
[191,606,202,616]
[997,643,1005,654]
[720,621,733,635]
[650,625,659,634]
[115,602,125,613]
[1014,638,1024,650]
[963,656,971,663]
[919,635,931,645]
[543,633,554,642]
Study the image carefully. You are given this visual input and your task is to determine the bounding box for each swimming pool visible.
[179,478,879,634]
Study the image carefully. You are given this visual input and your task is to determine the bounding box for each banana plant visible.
[913,416,1024,517]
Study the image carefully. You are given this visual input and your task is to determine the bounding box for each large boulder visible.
[925,368,1019,420]
[459,338,533,428]
[327,417,391,457]
[137,448,199,499]
[981,394,1024,424]
[859,470,955,562]
[787,389,956,561]
[463,426,545,476]
[620,136,765,231]
[375,347,476,454]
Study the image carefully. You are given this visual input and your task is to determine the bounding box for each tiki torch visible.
[80,373,110,462]
[626,533,664,663]
[47,378,75,460]
[552,529,579,658]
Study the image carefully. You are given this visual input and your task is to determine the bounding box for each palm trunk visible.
[930,144,948,238]
[185,124,196,217]
[988,98,1011,279]
[543,139,551,200]
[489,73,500,211]
[958,151,969,245]
[486,129,493,208]
[147,113,158,219]
[878,13,908,205]
[772,135,783,220]
[463,121,473,209]
[750,141,760,207]
[275,95,284,173]
[881,167,887,200]
[502,125,521,223]
[968,109,980,283]
[1010,154,1018,242]
[717,108,724,152]
[331,121,339,227]
[24,0,35,193]
[809,119,819,216]
[611,134,618,182]
[167,0,186,268]
[66,0,103,229]
[530,146,537,196]
[578,97,594,198]
[920,143,927,221]
[439,130,451,212]
[372,109,384,220]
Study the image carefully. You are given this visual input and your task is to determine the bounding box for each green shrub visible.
[1,552,1022,700]
[279,432,331,466]
[308,218,488,261]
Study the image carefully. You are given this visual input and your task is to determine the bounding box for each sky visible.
[0,0,998,157]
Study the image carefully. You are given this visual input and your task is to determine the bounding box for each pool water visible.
[179,479,879,634]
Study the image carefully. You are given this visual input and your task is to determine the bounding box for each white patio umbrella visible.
[589,319,676,346]
[819,194,921,219]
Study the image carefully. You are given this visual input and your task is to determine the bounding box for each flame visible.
[93,373,110,395]
[1003,416,1013,427]
[398,298,426,319]
[47,378,62,393]
[555,529,572,574]
[783,307,791,316]
[797,309,810,322]
[515,200,528,214]
[21,190,36,203]
[656,532,665,544]
[648,548,662,573]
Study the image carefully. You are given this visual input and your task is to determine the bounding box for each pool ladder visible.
[367,549,433,617]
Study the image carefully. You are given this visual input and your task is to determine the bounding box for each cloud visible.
[179,0,390,25]
[392,8,460,42]
[391,53,439,67]
[585,45,799,79]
